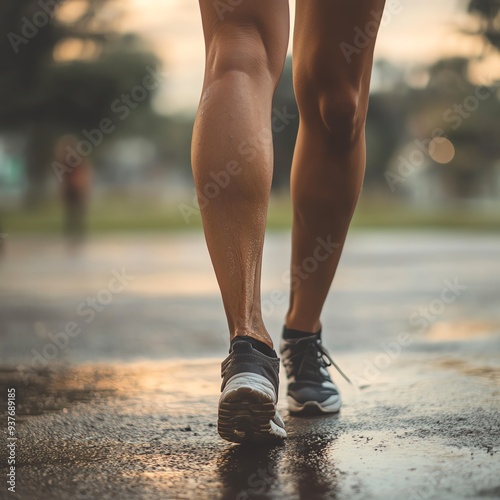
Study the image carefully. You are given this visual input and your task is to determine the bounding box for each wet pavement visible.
[0,231,499,499]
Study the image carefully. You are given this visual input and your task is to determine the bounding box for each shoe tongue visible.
[230,337,253,352]
[295,334,317,344]
[297,331,321,345]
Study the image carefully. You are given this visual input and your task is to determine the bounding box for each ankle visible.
[232,330,274,350]
[285,313,321,334]
[282,326,320,340]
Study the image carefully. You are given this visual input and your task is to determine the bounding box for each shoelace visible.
[284,337,353,385]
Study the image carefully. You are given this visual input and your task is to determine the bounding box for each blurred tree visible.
[0,0,161,205]
[384,55,500,201]
[426,58,471,95]
[468,0,500,51]
[365,93,407,189]
[364,58,408,189]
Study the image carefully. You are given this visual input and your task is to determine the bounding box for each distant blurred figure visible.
[55,135,92,252]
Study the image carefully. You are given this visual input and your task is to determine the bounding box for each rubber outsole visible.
[218,386,286,444]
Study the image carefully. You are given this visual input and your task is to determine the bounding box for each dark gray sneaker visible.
[218,337,287,443]
[280,329,351,415]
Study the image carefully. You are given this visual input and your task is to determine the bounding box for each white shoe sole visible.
[218,372,287,443]
[288,394,342,415]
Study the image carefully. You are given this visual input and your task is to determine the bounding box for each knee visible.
[319,89,364,145]
[205,26,284,87]
[294,71,367,148]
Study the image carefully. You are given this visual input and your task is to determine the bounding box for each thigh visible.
[198,0,290,78]
[293,0,386,95]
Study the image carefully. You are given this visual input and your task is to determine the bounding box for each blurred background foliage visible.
[0,0,499,233]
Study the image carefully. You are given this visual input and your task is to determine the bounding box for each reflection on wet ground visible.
[218,442,286,499]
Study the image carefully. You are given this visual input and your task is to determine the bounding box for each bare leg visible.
[285,0,386,333]
[192,0,289,348]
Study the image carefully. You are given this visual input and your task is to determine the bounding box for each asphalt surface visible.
[1,231,499,499]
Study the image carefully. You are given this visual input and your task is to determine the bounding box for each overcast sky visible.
[120,0,487,113]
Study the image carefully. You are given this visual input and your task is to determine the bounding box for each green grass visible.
[2,196,500,234]
[351,201,500,230]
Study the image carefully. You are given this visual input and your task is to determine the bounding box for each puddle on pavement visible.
[329,431,499,499]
